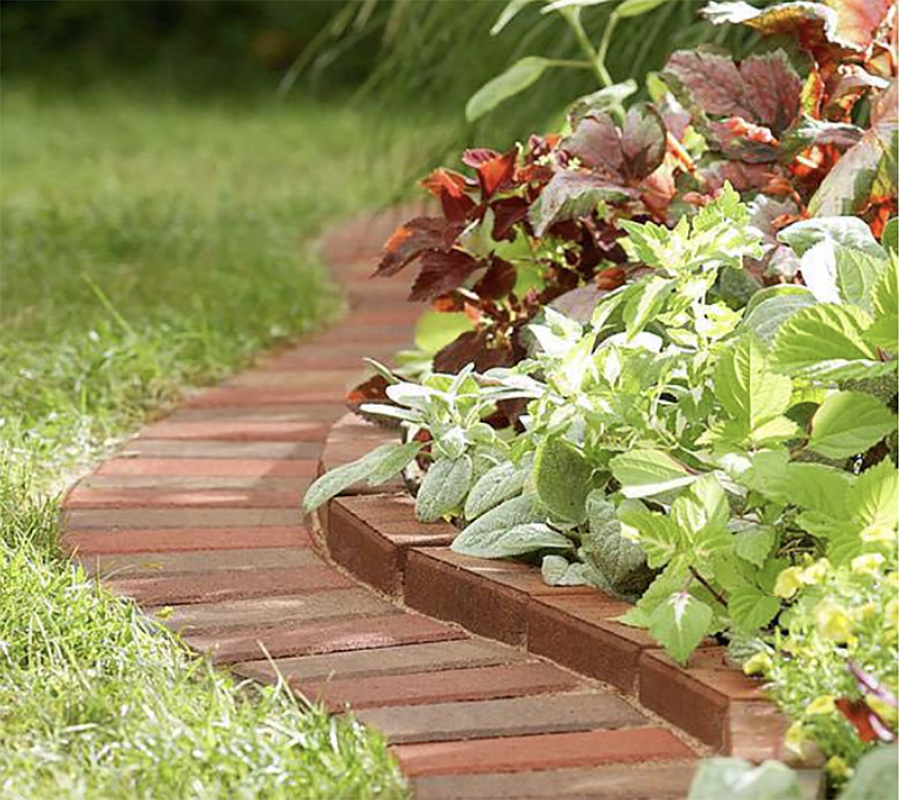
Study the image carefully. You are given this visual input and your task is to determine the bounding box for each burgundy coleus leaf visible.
[564,104,668,183]
[824,0,895,49]
[421,168,477,225]
[408,249,482,302]
[780,115,865,160]
[473,255,517,300]
[376,217,460,277]
[664,50,802,138]
[491,196,531,240]
[529,170,635,237]
[461,148,501,167]
[463,148,518,198]
[710,117,781,163]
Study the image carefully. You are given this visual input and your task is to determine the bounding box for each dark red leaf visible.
[664,50,802,137]
[710,117,781,163]
[432,329,517,373]
[596,266,627,290]
[346,374,400,429]
[475,149,518,198]
[835,698,896,743]
[564,104,667,182]
[421,168,477,224]
[376,217,459,277]
[530,170,635,236]
[408,249,481,302]
[462,148,501,167]
[474,256,517,300]
[491,196,531,240]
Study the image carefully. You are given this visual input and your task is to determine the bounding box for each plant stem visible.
[595,12,620,89]
[560,9,607,87]
[689,565,728,609]
[546,59,595,69]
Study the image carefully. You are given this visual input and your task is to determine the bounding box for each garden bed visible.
[313,412,794,762]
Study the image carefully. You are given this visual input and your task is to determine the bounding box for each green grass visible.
[0,80,443,799]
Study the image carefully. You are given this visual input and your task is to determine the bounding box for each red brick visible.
[64,486,303,509]
[82,475,306,490]
[393,727,695,777]
[187,612,462,664]
[356,691,646,745]
[227,369,363,389]
[185,387,349,407]
[77,547,319,577]
[97,458,318,478]
[256,344,399,372]
[115,440,324,460]
[313,325,412,346]
[108,565,352,605]
[404,549,593,646]
[527,594,658,694]
[62,525,311,554]
[169,404,343,423]
[411,762,698,800]
[137,421,329,442]
[301,661,581,713]
[63,508,301,529]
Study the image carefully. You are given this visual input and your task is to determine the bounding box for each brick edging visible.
[315,414,792,760]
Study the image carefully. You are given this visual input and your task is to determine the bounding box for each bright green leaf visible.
[466,57,551,122]
[453,521,573,559]
[715,336,792,432]
[734,526,776,567]
[808,391,897,459]
[728,585,780,632]
[609,449,696,499]
[534,437,592,523]
[415,456,474,523]
[649,592,713,664]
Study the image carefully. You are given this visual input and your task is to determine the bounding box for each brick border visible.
[315,413,792,760]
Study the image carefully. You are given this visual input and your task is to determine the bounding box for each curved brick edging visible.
[57,206,770,800]
[316,414,791,761]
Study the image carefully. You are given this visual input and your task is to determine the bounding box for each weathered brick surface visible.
[97,457,319,477]
[82,475,308,490]
[236,639,517,685]
[112,440,324,460]
[187,612,463,664]
[356,691,647,744]
[169,403,343,423]
[63,508,302,529]
[300,662,581,713]
[185,387,348,407]
[394,727,695,777]
[76,547,320,577]
[109,565,352,606]
[62,525,311,554]
[137,421,329,442]
[154,587,396,635]
[65,486,303,509]
[412,762,698,799]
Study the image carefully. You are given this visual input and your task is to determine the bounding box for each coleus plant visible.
[357,0,896,397]
[306,191,899,676]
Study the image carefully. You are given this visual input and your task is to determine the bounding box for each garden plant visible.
[305,0,900,796]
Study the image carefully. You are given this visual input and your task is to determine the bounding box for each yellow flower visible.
[815,602,854,643]
[774,566,805,599]
[784,721,807,757]
[825,756,852,781]
[804,695,836,716]
[743,651,771,676]
[802,559,830,583]
[851,553,885,575]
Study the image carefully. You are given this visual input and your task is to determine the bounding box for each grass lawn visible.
[0,80,439,799]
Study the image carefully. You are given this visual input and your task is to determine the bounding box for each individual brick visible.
[526,594,658,694]
[61,525,311,555]
[62,508,302,529]
[187,612,463,664]
[108,565,352,606]
[136,421,329,442]
[237,638,517,685]
[82,475,309,490]
[393,726,695,777]
[411,762,699,799]
[299,661,581,713]
[168,403,344,423]
[96,457,319,477]
[76,547,320,577]
[111,440,324,460]
[404,549,593,646]
[64,486,302,509]
[153,587,396,635]
[355,691,647,744]
[325,496,456,597]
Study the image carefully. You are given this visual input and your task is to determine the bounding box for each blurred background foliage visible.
[1,0,757,160]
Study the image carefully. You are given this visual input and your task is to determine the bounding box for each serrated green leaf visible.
[649,592,713,664]
[454,521,573,559]
[415,456,474,523]
[771,303,890,379]
[303,442,422,512]
[741,292,817,345]
[464,460,529,520]
[610,449,696,499]
[734,526,776,567]
[808,391,897,459]
[836,246,887,312]
[882,218,898,256]
[849,459,899,542]
[534,437,592,523]
[778,216,883,257]
[623,277,674,338]
[618,503,684,569]
[466,57,551,122]
[715,336,792,433]
[728,585,780,633]
[867,257,899,352]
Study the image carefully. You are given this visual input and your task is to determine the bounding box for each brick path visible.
[61,209,701,799]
